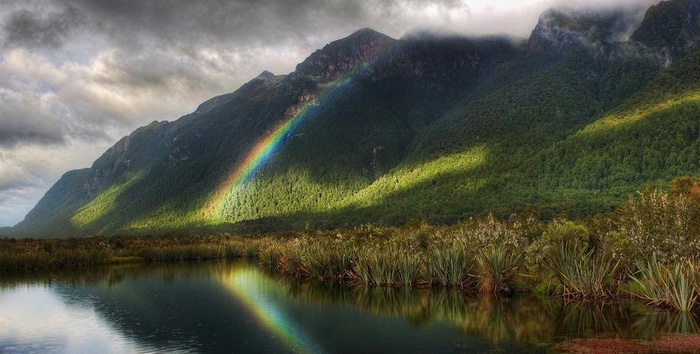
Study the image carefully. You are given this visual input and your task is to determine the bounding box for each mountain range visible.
[11,0,700,237]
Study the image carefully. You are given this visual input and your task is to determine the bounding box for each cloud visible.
[0,139,114,226]
[2,4,86,49]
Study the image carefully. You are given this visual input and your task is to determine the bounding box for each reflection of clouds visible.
[0,285,151,353]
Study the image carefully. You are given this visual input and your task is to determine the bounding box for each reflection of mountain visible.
[4,261,697,353]
[49,262,293,353]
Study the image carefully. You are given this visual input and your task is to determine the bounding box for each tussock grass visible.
[0,235,258,273]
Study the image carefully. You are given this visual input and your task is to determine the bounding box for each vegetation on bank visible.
[3,178,700,312]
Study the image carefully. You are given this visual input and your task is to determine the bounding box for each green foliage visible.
[0,234,259,273]
[474,245,523,295]
[6,178,700,313]
[425,234,472,287]
[617,186,700,263]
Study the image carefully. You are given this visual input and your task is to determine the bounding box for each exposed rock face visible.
[528,8,643,52]
[632,0,700,64]
[292,28,396,81]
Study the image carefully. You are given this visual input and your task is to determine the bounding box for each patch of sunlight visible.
[578,92,700,136]
[70,173,144,228]
[126,207,208,231]
[338,145,488,208]
[203,166,362,224]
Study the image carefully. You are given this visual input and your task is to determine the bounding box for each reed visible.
[294,239,354,281]
[257,243,284,267]
[5,202,700,311]
[352,247,399,286]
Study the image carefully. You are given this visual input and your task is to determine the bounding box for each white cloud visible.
[0,139,114,226]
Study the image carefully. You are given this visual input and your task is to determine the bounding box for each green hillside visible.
[11,0,700,237]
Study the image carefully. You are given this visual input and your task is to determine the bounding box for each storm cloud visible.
[0,0,662,226]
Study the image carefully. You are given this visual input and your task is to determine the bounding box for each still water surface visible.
[1,260,698,353]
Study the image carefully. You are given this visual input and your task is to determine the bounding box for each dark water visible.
[1,260,697,353]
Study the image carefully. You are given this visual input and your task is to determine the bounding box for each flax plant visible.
[474,245,522,295]
[629,258,698,312]
[548,243,619,299]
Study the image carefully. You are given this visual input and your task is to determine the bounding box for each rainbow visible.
[219,268,320,353]
[206,102,318,219]
[205,58,383,220]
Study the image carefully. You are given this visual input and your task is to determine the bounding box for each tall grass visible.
[426,247,472,288]
[352,247,402,286]
[629,258,698,312]
[548,243,619,299]
[297,240,354,281]
[0,235,258,273]
[474,246,522,295]
[5,191,700,311]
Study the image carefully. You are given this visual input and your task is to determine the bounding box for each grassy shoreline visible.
[0,222,698,311]
[4,179,700,312]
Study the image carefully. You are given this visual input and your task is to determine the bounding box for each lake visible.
[1,260,697,353]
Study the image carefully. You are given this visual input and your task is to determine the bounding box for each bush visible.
[617,186,700,263]
[526,220,590,273]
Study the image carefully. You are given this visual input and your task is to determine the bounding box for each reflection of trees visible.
[4,260,289,353]
[282,280,558,345]
[0,260,238,289]
[281,277,700,346]
[632,311,699,339]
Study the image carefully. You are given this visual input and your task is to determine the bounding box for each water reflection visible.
[0,284,154,353]
[279,278,700,346]
[1,260,699,353]
[219,267,322,353]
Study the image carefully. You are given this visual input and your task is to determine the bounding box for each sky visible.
[0,0,661,227]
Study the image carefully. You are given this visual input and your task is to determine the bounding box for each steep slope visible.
[633,0,700,64]
[13,29,518,236]
[12,1,700,237]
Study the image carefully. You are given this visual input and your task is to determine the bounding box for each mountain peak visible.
[632,0,700,60]
[349,27,387,39]
[528,7,641,52]
[292,28,395,80]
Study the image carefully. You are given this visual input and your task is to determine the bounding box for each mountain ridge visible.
[11,0,700,237]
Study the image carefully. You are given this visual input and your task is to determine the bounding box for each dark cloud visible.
[2,5,86,49]
[69,0,370,46]
[0,90,66,147]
